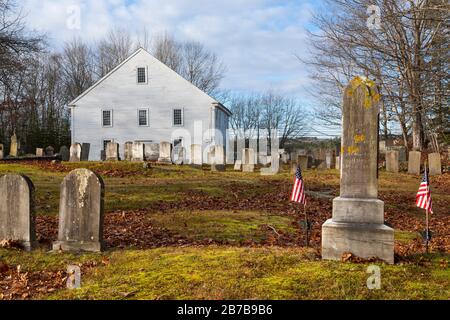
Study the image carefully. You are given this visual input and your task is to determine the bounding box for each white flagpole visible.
[425,161,429,253]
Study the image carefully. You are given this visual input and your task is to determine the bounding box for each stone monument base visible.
[322,219,394,264]
[157,157,172,164]
[53,241,103,252]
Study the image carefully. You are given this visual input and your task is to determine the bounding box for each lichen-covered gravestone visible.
[105,142,119,161]
[0,174,36,251]
[158,142,172,163]
[53,169,104,252]
[144,143,159,161]
[428,153,442,176]
[322,76,394,264]
[124,142,133,161]
[131,142,144,162]
[335,156,341,170]
[69,143,82,162]
[9,133,18,157]
[408,151,421,175]
[386,150,399,173]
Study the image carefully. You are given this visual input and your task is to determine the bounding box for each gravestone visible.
[211,145,225,172]
[325,151,336,169]
[261,154,280,176]
[59,146,70,161]
[322,76,394,264]
[106,142,119,161]
[387,146,406,162]
[428,153,442,176]
[190,144,202,168]
[131,142,144,162]
[281,152,289,164]
[81,143,90,161]
[408,151,421,175]
[294,155,308,173]
[45,146,54,156]
[100,150,106,161]
[386,150,399,173]
[0,174,36,251]
[0,144,3,159]
[242,148,255,172]
[207,147,215,165]
[53,169,104,252]
[172,146,186,165]
[10,133,18,157]
[69,143,82,162]
[36,148,44,157]
[144,143,159,161]
[234,160,242,171]
[335,156,341,170]
[158,142,172,164]
[124,142,133,161]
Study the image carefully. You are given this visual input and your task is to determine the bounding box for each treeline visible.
[304,0,449,152]
[0,0,225,155]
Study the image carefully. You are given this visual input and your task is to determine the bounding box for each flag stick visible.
[424,161,429,254]
[303,203,309,247]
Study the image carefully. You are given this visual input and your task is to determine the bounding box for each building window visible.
[138,109,149,126]
[173,108,183,126]
[137,67,146,84]
[102,109,113,127]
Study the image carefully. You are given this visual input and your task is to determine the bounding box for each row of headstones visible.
[385,151,442,175]
[0,144,71,161]
[0,169,104,252]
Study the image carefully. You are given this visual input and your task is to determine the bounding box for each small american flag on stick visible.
[416,167,433,213]
[291,166,306,204]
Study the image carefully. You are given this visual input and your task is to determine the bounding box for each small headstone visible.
[9,133,18,157]
[242,148,255,172]
[322,76,394,264]
[172,146,186,165]
[53,169,104,252]
[106,142,119,161]
[158,142,172,164]
[81,143,90,161]
[190,144,202,168]
[124,142,133,161]
[45,146,54,156]
[261,154,280,175]
[428,153,442,176]
[0,174,36,251]
[335,156,340,170]
[325,151,336,169]
[131,142,144,162]
[294,155,308,173]
[144,143,159,161]
[59,146,70,161]
[408,151,421,175]
[386,150,399,173]
[234,160,242,171]
[281,152,289,164]
[0,144,3,159]
[211,145,225,172]
[69,143,82,162]
[36,148,44,157]
[100,150,106,161]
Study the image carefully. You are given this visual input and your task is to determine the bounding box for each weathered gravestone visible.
[0,144,3,159]
[69,143,82,162]
[408,151,421,175]
[261,154,280,176]
[322,76,394,264]
[106,142,119,161]
[45,146,54,156]
[53,169,104,252]
[234,160,242,171]
[190,144,202,168]
[131,142,144,162]
[172,146,186,165]
[242,148,255,172]
[293,155,308,173]
[281,152,289,164]
[124,142,133,161]
[335,156,341,170]
[80,143,90,161]
[10,133,18,157]
[386,150,399,173]
[158,142,172,163]
[144,143,159,161]
[59,146,70,161]
[0,174,36,251]
[325,151,336,169]
[211,145,225,172]
[428,153,442,176]
[36,148,44,157]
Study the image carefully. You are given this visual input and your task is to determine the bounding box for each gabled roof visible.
[68,48,232,117]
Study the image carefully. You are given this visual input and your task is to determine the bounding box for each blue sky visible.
[22,1,322,99]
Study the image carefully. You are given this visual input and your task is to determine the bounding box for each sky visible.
[21,0,337,136]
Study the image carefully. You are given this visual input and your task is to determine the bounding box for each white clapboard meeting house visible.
[68,48,231,161]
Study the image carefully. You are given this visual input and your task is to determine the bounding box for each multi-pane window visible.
[173,109,183,126]
[102,110,112,127]
[138,109,148,126]
[137,67,146,84]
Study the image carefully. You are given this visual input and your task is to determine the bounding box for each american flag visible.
[416,168,433,213]
[291,166,306,204]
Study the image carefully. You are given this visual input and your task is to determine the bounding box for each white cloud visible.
[21,0,315,99]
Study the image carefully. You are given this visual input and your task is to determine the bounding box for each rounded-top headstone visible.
[0,174,36,250]
[53,169,104,252]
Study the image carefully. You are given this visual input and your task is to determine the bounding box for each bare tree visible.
[152,32,183,73]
